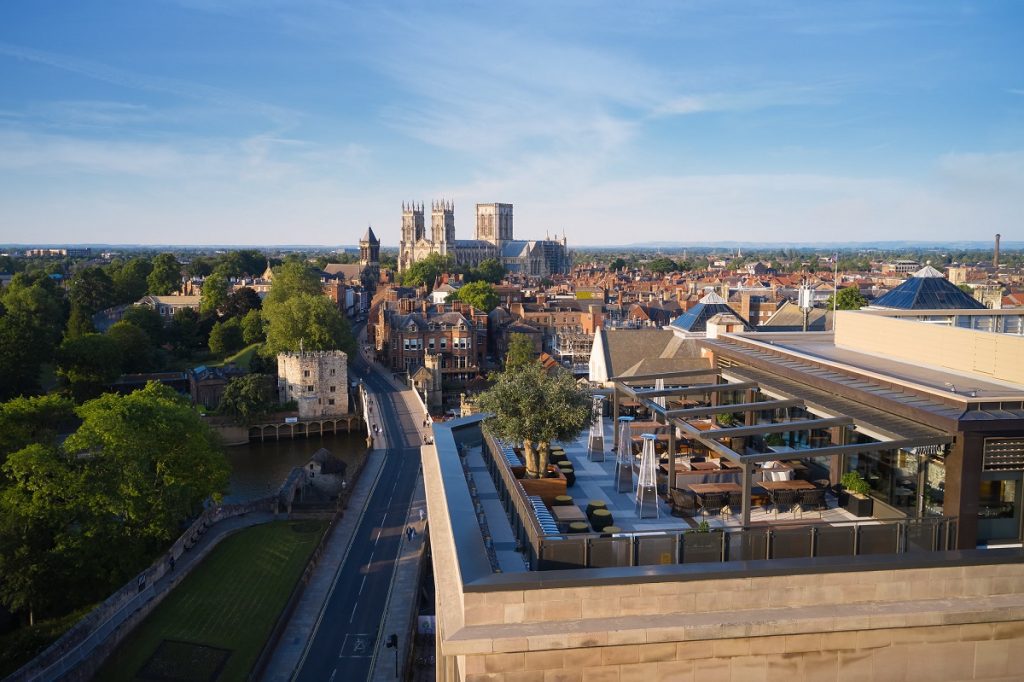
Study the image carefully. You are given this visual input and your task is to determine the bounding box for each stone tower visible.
[399,202,425,273]
[475,203,513,244]
[359,225,380,285]
[431,199,455,254]
[276,350,349,418]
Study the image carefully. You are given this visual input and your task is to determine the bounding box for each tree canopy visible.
[264,261,323,306]
[647,257,678,275]
[209,318,244,357]
[476,362,590,478]
[0,274,67,399]
[0,383,228,622]
[826,286,869,311]
[217,374,274,423]
[56,333,122,401]
[199,270,230,314]
[262,293,355,356]
[467,258,506,284]
[400,253,453,287]
[504,333,536,370]
[147,254,182,295]
[447,281,499,312]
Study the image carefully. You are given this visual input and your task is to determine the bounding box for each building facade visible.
[276,350,349,418]
[398,201,570,278]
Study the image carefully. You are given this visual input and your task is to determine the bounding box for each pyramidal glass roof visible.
[670,291,753,332]
[872,265,986,310]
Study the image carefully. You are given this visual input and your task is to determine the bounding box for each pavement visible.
[261,325,430,682]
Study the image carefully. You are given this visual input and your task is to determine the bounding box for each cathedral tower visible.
[431,199,455,254]
[475,203,513,244]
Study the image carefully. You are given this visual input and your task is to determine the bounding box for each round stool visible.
[553,495,573,507]
[591,508,613,531]
[568,522,589,534]
[559,466,575,487]
[601,525,622,537]
[585,500,607,518]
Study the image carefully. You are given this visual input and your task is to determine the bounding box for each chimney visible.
[995,233,1001,269]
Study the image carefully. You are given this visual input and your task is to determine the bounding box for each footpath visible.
[261,329,431,682]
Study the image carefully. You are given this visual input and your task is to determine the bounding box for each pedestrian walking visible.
[406,526,413,541]
[419,509,425,522]
[169,555,176,572]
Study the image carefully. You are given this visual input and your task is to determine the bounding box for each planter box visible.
[844,493,874,517]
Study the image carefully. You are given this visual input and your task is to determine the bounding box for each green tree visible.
[469,258,506,284]
[111,257,152,304]
[66,303,96,339]
[0,394,75,465]
[648,257,678,275]
[264,260,323,306]
[263,294,355,356]
[66,383,230,539]
[56,333,121,401]
[400,253,454,287]
[199,270,230,314]
[958,283,974,295]
[448,281,499,312]
[68,267,116,315]
[476,362,591,478]
[208,318,244,357]
[217,374,273,423]
[107,321,154,372]
[609,257,626,271]
[241,309,265,345]
[505,332,536,370]
[147,253,182,295]
[169,307,201,355]
[0,384,230,621]
[121,305,165,344]
[0,275,67,399]
[222,287,262,319]
[826,286,869,311]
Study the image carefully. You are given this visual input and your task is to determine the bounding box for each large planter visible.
[844,493,874,517]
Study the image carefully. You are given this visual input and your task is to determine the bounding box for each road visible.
[293,347,423,682]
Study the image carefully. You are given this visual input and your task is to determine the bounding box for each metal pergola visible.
[610,372,953,527]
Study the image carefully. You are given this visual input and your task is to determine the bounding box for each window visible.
[428,338,435,350]
[440,338,447,349]
[330,385,336,392]
[329,368,336,376]
[328,398,335,406]
[307,385,314,392]
[304,370,310,378]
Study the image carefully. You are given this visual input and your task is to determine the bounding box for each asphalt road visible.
[293,351,422,682]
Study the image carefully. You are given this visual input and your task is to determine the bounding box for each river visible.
[223,430,368,503]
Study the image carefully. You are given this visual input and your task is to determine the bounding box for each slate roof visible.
[597,329,710,381]
[761,300,833,331]
[871,265,985,310]
[361,226,378,243]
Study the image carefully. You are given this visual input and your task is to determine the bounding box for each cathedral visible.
[398,201,570,278]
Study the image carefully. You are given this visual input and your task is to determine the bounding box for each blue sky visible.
[0,1,1021,246]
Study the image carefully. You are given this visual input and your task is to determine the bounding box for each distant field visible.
[97,520,326,682]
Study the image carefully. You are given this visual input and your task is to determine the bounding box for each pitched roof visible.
[871,267,986,310]
[761,300,833,331]
[669,291,752,333]
[597,329,709,380]
[361,225,378,243]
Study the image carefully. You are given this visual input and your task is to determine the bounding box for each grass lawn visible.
[208,343,261,370]
[97,520,326,682]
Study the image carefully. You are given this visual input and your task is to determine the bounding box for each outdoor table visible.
[688,482,742,496]
[552,505,587,524]
[756,479,817,492]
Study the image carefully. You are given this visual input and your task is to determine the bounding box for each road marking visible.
[358,575,367,595]
[329,668,336,682]
[349,600,358,623]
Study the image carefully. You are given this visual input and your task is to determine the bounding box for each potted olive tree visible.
[840,471,874,517]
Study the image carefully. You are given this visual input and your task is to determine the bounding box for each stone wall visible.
[422,440,1024,682]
